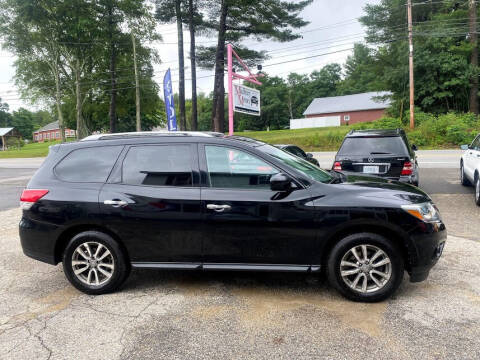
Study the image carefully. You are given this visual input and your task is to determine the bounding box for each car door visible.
[99,143,203,265]
[465,136,480,181]
[199,144,318,269]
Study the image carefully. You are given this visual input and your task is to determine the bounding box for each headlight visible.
[401,202,441,222]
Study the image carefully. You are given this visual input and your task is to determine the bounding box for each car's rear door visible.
[199,144,318,268]
[99,143,203,265]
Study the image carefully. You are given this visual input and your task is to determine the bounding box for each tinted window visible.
[56,146,123,183]
[338,137,408,156]
[122,145,192,187]
[205,146,278,189]
[259,144,333,184]
[289,146,306,158]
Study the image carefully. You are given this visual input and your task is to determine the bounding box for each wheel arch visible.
[320,222,411,271]
[54,224,129,264]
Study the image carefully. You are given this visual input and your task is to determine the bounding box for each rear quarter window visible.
[338,136,408,156]
[55,146,123,183]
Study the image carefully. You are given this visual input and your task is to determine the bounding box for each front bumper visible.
[406,221,447,282]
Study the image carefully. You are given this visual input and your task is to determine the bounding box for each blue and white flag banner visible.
[163,69,177,131]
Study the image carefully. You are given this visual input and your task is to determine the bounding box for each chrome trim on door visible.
[131,262,202,270]
[131,262,321,272]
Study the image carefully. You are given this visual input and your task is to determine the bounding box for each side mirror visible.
[461,144,469,150]
[270,173,292,192]
[306,153,313,159]
[411,144,418,151]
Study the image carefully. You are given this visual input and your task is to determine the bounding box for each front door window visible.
[205,145,279,189]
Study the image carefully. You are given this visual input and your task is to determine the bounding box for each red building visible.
[302,91,391,126]
[33,121,76,142]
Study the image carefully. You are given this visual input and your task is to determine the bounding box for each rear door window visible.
[338,137,408,156]
[122,145,193,187]
[55,146,123,183]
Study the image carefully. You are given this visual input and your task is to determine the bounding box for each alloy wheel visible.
[339,244,392,293]
[71,242,115,286]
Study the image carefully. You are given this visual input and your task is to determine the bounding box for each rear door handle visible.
[206,204,231,212]
[104,199,128,207]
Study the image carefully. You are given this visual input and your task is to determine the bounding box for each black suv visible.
[333,129,419,186]
[20,132,445,302]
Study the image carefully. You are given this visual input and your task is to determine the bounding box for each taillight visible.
[20,189,49,210]
[333,161,342,171]
[401,161,413,176]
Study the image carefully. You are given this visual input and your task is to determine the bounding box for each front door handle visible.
[206,204,231,212]
[104,199,128,207]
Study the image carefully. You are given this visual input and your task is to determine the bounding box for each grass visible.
[0,140,65,159]
[235,126,353,151]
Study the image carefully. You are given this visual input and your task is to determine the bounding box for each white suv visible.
[460,135,480,205]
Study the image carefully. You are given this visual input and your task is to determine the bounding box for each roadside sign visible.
[233,84,261,116]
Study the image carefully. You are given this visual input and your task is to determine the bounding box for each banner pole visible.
[227,44,234,136]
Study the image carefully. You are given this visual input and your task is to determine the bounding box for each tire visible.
[461,162,471,186]
[62,231,130,295]
[326,233,404,302]
[475,176,480,206]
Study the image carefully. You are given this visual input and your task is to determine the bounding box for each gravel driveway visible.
[0,208,479,359]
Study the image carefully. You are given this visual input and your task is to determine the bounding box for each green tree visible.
[155,0,187,131]
[199,0,312,132]
[10,108,35,139]
[0,0,71,141]
[338,43,383,95]
[0,99,12,128]
[360,0,475,115]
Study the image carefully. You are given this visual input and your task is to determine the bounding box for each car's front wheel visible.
[327,233,404,302]
[62,231,130,295]
[461,162,470,186]
[475,177,480,206]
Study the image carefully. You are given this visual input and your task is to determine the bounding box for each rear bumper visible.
[19,215,62,265]
[406,221,447,282]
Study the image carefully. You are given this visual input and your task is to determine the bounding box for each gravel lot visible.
[1,206,479,360]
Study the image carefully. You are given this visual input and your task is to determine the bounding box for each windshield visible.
[338,136,408,156]
[258,144,333,184]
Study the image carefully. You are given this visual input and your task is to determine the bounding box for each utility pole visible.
[469,0,479,115]
[188,0,198,131]
[407,0,415,129]
[132,32,141,132]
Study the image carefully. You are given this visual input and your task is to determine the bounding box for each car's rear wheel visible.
[327,233,404,302]
[62,231,129,295]
[461,162,471,186]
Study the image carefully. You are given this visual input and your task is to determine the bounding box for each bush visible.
[6,137,25,150]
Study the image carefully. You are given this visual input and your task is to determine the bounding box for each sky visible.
[0,0,380,112]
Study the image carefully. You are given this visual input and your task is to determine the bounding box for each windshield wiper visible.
[370,152,393,155]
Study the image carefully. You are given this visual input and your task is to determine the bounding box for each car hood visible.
[313,173,431,207]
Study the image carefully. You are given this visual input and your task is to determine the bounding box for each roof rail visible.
[81,131,224,141]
